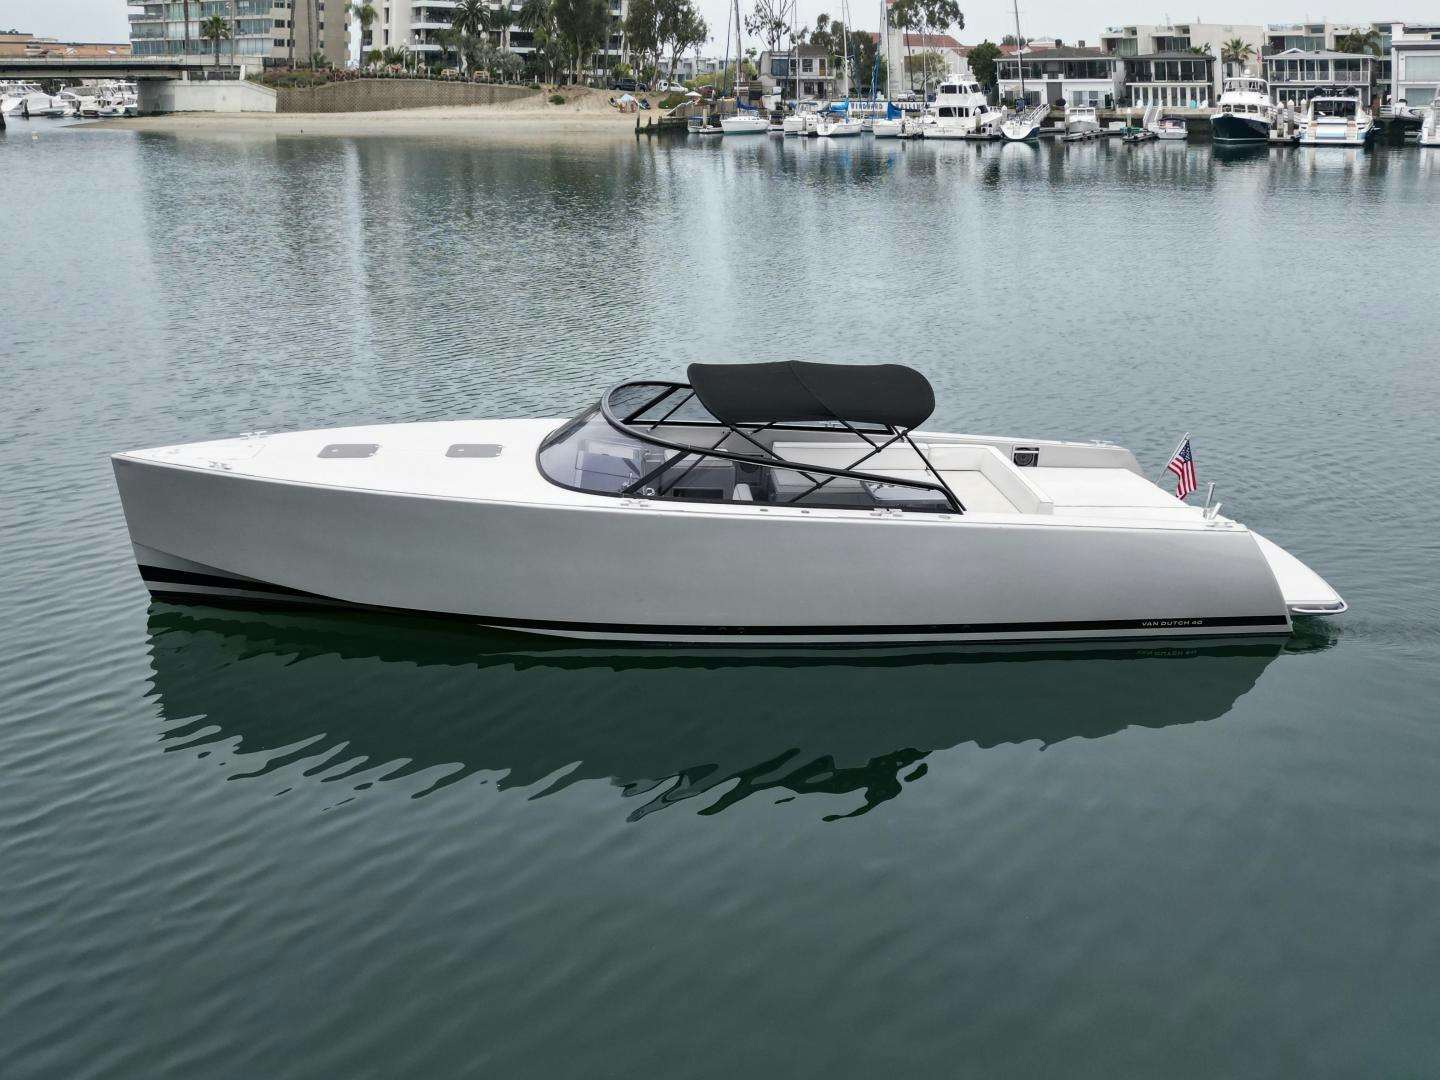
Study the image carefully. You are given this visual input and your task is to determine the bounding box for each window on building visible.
[802,58,813,72]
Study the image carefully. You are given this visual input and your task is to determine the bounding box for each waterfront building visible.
[1121,52,1215,109]
[377,0,628,78]
[755,45,843,100]
[1100,23,1261,100]
[995,48,1122,108]
[1264,49,1376,108]
[127,1,348,71]
[670,55,724,82]
[1390,25,1440,108]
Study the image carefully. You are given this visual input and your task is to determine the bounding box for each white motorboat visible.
[783,101,822,135]
[1155,116,1188,140]
[1297,86,1375,147]
[919,75,999,139]
[1420,91,1440,147]
[720,110,768,135]
[0,83,42,114]
[1063,103,1101,139]
[1209,76,1276,143]
[112,363,1347,645]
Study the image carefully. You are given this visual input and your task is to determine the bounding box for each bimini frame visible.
[597,380,967,514]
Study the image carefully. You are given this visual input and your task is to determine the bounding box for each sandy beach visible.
[90,87,663,137]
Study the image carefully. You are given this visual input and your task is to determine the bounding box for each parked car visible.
[654,79,686,93]
[610,78,651,93]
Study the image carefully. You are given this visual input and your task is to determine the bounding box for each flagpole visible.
[1155,431,1190,488]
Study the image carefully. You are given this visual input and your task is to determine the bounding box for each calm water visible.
[4,123,1440,1078]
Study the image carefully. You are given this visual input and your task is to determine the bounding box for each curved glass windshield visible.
[537,401,958,513]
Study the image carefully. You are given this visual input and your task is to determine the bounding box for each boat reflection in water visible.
[144,607,1332,821]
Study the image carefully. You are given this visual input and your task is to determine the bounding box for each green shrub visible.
[548,93,565,105]
[659,93,686,110]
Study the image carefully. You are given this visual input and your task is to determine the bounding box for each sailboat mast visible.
[1012,0,1026,104]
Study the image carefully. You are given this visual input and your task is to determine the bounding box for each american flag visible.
[1166,436,1197,500]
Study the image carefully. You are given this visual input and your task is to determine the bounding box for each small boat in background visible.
[1062,103,1101,140]
[720,110,767,135]
[1420,91,1440,147]
[1001,102,1047,141]
[1156,116,1188,140]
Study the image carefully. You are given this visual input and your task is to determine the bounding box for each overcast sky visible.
[11,0,1437,54]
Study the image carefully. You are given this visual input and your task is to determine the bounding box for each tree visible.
[1001,33,1025,47]
[624,0,664,80]
[660,0,707,87]
[904,50,947,83]
[1336,29,1381,57]
[1188,43,1212,56]
[968,39,1000,91]
[352,4,378,67]
[890,0,962,92]
[553,0,608,81]
[852,28,884,94]
[744,0,788,55]
[1220,37,1254,74]
[200,15,230,71]
[451,0,483,72]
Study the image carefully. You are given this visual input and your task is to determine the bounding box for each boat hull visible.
[720,115,768,135]
[114,455,1296,645]
[1209,112,1270,143]
[1297,120,1375,147]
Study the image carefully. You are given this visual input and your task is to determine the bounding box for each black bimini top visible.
[686,362,935,431]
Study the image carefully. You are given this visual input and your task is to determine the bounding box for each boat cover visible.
[686,362,934,430]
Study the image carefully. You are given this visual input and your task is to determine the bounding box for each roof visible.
[1005,47,1115,60]
[1129,51,1216,60]
[686,362,935,431]
[903,33,965,50]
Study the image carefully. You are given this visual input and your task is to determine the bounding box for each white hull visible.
[872,118,903,138]
[818,119,863,137]
[112,418,1344,645]
[1000,119,1040,141]
[1297,119,1374,147]
[720,114,768,135]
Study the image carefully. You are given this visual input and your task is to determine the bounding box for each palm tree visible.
[517,0,557,79]
[200,15,231,73]
[352,3,379,68]
[1221,37,1254,77]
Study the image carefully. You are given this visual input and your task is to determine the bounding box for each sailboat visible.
[720,0,767,134]
[999,0,1044,141]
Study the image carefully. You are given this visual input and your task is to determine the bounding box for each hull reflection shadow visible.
[144,606,1327,821]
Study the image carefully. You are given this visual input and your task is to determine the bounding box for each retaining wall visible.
[275,79,534,113]
[138,79,277,114]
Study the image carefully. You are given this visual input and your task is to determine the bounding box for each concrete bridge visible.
[0,57,190,81]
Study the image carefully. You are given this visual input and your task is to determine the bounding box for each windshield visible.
[537,399,959,513]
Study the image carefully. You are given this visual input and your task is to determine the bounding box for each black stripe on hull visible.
[138,565,1290,639]
[1210,114,1270,143]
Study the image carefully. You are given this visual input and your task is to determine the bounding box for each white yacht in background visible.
[113,362,1346,645]
[1297,86,1375,147]
[1155,116,1188,140]
[720,109,768,134]
[1063,102,1101,140]
[1209,76,1276,143]
[920,75,999,138]
[783,101,822,135]
[1420,92,1440,147]
[816,113,863,137]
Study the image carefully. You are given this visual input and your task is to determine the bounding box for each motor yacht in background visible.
[113,362,1346,645]
[1156,116,1188,140]
[920,75,999,139]
[1297,86,1375,147]
[1421,91,1440,147]
[1209,76,1276,143]
[1063,102,1102,140]
[783,101,822,135]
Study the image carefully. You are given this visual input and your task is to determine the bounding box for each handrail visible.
[596,380,965,514]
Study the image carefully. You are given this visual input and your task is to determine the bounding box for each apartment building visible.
[996,48,1123,107]
[1263,49,1376,106]
[127,1,348,70]
[1391,24,1440,106]
[1100,22,1261,100]
[379,0,628,76]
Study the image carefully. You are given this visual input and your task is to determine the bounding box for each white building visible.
[374,0,628,76]
[995,48,1122,108]
[1100,22,1262,98]
[128,0,349,72]
[1390,24,1440,107]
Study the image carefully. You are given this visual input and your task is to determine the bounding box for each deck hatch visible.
[318,443,379,458]
[446,444,503,458]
